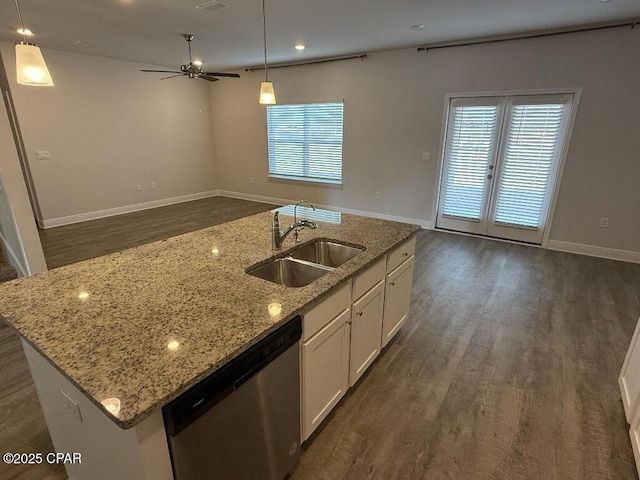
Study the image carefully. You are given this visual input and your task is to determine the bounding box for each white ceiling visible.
[0,0,639,71]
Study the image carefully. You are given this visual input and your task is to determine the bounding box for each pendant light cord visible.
[14,0,28,43]
[262,0,268,81]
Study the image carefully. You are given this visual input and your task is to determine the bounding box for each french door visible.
[436,94,573,244]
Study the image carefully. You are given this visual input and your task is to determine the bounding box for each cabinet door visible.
[382,256,415,348]
[631,407,640,476]
[350,281,384,386]
[301,308,351,441]
[620,315,640,421]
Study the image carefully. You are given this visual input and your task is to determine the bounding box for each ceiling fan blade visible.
[199,75,220,82]
[141,69,182,74]
[203,72,240,78]
[160,74,185,80]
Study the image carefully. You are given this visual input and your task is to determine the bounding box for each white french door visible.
[436,94,573,244]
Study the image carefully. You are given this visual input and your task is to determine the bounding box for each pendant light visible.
[14,0,53,86]
[259,0,275,104]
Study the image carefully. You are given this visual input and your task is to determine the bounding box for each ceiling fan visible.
[141,34,240,82]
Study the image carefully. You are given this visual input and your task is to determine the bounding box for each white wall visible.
[210,27,640,254]
[0,50,47,275]
[0,42,217,222]
[0,98,47,275]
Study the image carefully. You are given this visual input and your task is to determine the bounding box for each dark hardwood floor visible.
[39,196,276,269]
[2,197,640,479]
[292,232,640,480]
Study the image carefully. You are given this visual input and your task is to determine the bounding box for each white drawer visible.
[352,257,386,300]
[303,282,351,342]
[387,236,416,273]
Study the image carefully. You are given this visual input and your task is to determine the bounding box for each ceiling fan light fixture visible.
[15,42,54,86]
[259,81,276,105]
[16,27,33,36]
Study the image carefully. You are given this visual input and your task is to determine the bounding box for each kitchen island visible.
[0,206,419,479]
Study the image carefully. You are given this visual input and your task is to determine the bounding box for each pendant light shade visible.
[15,42,53,86]
[259,0,275,104]
[259,81,276,105]
[13,0,53,87]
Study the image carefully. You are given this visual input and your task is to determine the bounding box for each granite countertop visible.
[0,207,419,429]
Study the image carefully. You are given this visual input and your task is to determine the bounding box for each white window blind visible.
[493,103,565,229]
[267,102,343,184]
[441,105,498,221]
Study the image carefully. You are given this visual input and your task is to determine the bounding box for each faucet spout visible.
[271,201,319,250]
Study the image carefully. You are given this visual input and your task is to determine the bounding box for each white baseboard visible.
[546,240,640,264]
[217,190,433,229]
[42,190,220,229]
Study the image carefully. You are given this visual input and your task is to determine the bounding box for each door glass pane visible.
[441,105,498,221]
[494,103,565,228]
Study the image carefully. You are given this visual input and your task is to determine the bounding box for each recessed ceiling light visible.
[598,0,612,2]
[294,43,305,51]
[409,24,425,31]
[193,59,204,66]
[17,27,33,36]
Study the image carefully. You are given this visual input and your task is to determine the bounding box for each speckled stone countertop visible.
[0,207,419,429]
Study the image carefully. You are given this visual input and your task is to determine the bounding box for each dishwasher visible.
[163,316,302,480]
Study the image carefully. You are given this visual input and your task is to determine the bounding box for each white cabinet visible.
[350,280,384,386]
[382,238,416,348]
[631,407,640,475]
[621,315,640,475]
[300,237,416,441]
[620,315,640,421]
[301,307,351,441]
[301,259,385,440]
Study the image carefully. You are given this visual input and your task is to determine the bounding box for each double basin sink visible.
[247,239,365,287]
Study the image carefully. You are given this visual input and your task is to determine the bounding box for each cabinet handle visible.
[357,311,363,316]
[391,281,396,286]
[347,318,352,325]
[402,252,408,257]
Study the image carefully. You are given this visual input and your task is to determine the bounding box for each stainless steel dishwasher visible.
[163,317,302,480]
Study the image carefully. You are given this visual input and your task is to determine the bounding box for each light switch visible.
[36,150,52,160]
[421,152,431,162]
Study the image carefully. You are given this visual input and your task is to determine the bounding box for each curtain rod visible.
[417,20,639,52]
[245,53,366,72]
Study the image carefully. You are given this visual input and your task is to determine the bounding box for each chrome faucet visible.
[272,200,318,250]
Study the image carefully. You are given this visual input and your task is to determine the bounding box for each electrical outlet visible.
[599,217,609,228]
[422,152,431,162]
[61,390,83,423]
[137,184,142,191]
[375,191,381,200]
[249,177,254,184]
[151,181,157,189]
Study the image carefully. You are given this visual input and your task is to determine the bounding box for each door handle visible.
[488,165,494,170]
[487,174,493,180]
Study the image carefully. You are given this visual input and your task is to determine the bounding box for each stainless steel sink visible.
[289,240,364,268]
[247,239,364,287]
[246,257,333,288]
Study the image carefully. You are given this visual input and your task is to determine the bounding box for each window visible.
[266,102,344,184]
